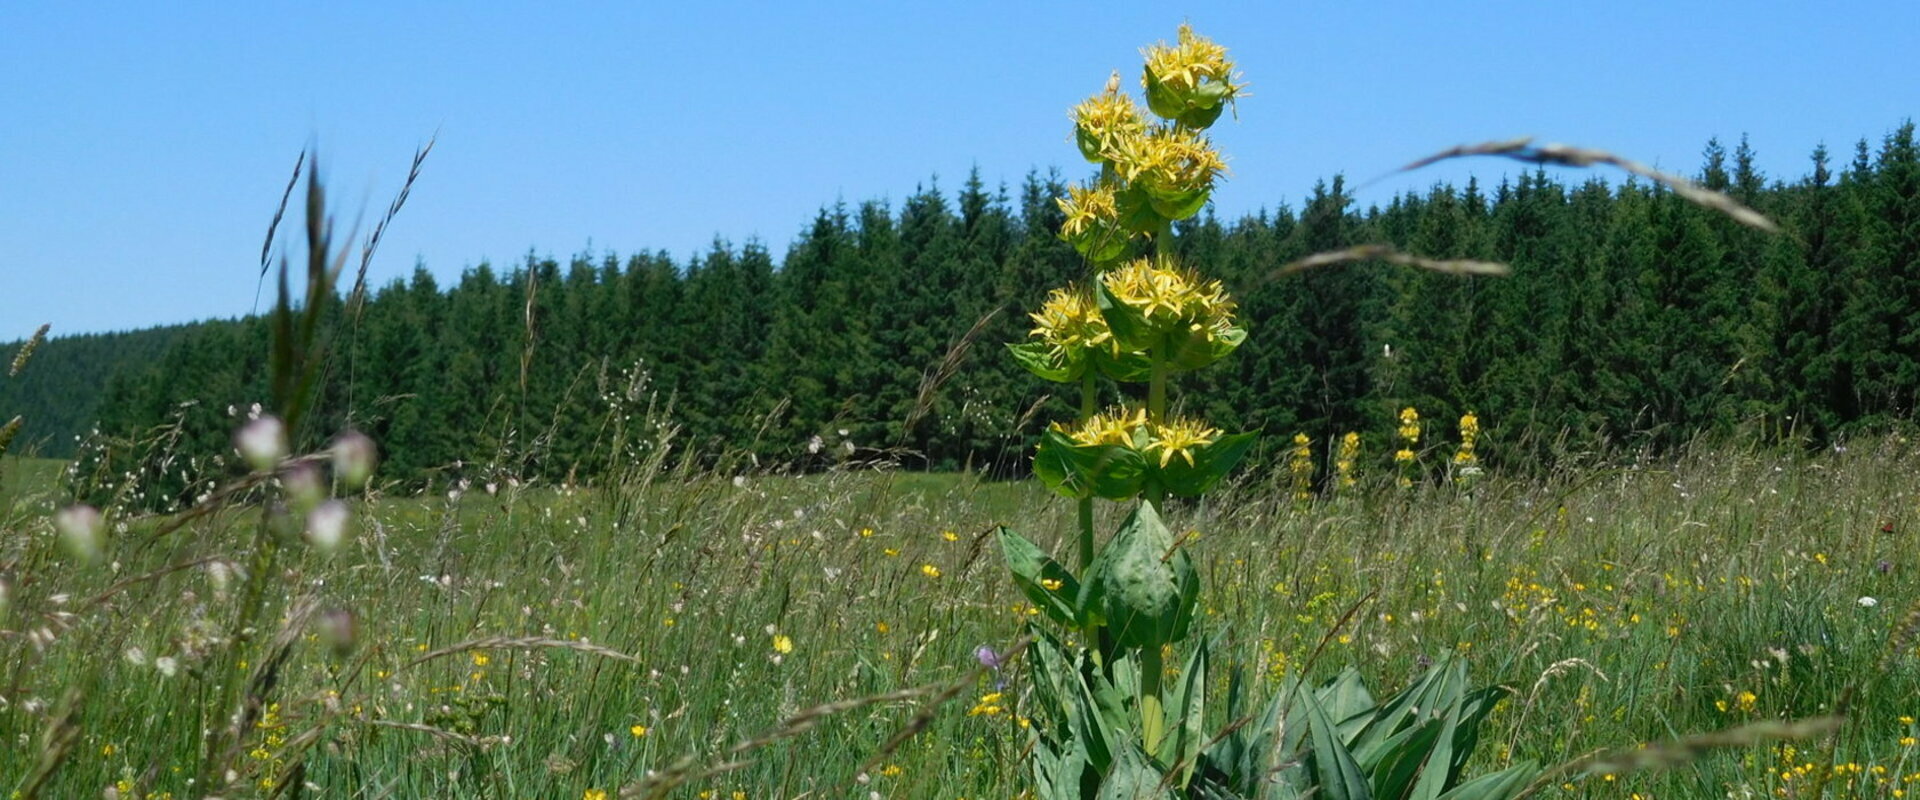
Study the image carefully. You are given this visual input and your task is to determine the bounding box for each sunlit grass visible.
[5,437,1920,797]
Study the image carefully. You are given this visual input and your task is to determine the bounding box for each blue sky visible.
[3,2,1915,336]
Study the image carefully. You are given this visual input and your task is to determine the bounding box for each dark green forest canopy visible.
[6,123,1919,489]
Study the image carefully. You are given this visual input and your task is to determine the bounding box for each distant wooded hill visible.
[5,123,1917,488]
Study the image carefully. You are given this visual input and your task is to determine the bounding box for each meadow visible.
[5,21,1913,800]
[4,432,1920,798]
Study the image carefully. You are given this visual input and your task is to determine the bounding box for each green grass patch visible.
[4,445,1920,797]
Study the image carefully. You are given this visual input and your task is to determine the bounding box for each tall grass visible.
[4,428,1919,797]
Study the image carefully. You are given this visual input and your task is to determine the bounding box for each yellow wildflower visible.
[1146,415,1222,468]
[1028,284,1116,358]
[1141,24,1244,103]
[771,634,794,654]
[1100,257,1236,335]
[921,564,942,579]
[1069,71,1147,163]
[1054,406,1148,448]
[1334,431,1360,489]
[1109,125,1228,200]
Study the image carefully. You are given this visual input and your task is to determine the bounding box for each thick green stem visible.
[1147,344,1169,509]
[1139,644,1166,757]
[1077,370,1098,572]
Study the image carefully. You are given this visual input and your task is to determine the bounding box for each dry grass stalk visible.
[9,323,49,378]
[900,308,1000,445]
[402,635,644,669]
[1512,716,1843,799]
[1397,137,1779,232]
[350,134,436,316]
[1275,244,1512,278]
[619,637,1024,799]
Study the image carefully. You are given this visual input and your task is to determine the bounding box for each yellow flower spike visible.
[1335,432,1361,489]
[1147,415,1221,468]
[1070,72,1148,164]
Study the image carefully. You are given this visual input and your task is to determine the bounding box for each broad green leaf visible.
[1094,346,1155,383]
[1098,744,1177,800]
[1162,639,1210,789]
[1405,698,1464,800]
[1165,324,1245,372]
[1145,184,1211,221]
[1087,503,1186,650]
[1009,341,1083,383]
[1435,761,1539,800]
[1094,276,1159,353]
[997,527,1083,627]
[1034,429,1147,501]
[1159,431,1259,498]
[1364,716,1445,798]
[1114,182,1168,236]
[1301,685,1376,800]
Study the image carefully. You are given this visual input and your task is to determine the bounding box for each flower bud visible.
[317,607,357,657]
[282,462,327,513]
[330,430,378,488]
[236,416,288,472]
[305,500,351,554]
[54,504,104,564]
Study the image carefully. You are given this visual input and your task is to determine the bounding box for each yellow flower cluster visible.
[1070,72,1147,163]
[1397,407,1421,445]
[1453,411,1482,484]
[1148,415,1221,468]
[1454,412,1480,466]
[968,691,1006,717]
[1289,433,1313,501]
[1141,23,1244,100]
[1334,432,1360,489]
[1056,183,1121,240]
[1056,406,1148,448]
[1052,406,1220,468]
[1101,258,1236,334]
[1111,125,1228,197]
[1028,286,1116,359]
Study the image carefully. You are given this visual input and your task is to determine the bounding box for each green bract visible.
[1157,430,1258,498]
[1143,66,1232,130]
[1033,428,1147,501]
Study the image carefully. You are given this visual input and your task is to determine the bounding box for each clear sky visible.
[3,2,1915,337]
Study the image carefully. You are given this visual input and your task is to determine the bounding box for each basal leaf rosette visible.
[1110,125,1227,221]
[1140,23,1245,130]
[1011,285,1153,382]
[1071,72,1148,165]
[1034,407,1150,500]
[1095,257,1245,372]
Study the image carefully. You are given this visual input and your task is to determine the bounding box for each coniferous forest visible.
[6,124,1919,489]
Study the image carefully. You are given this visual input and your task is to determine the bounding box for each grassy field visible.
[4,440,1920,798]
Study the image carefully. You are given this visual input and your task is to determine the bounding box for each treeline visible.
[0,325,189,455]
[9,122,1919,489]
